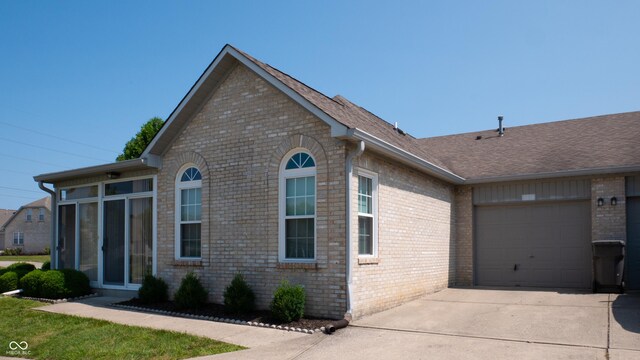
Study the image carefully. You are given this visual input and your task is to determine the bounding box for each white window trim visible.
[356,169,378,258]
[278,148,317,263]
[26,209,32,222]
[38,208,45,222]
[175,164,203,260]
[13,231,24,245]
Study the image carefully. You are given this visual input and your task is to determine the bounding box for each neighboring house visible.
[1,197,51,254]
[0,209,17,250]
[33,45,640,320]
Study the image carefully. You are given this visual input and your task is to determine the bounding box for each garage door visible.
[476,201,591,288]
[627,197,640,290]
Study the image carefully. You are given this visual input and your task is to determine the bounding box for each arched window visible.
[176,166,202,259]
[279,150,316,261]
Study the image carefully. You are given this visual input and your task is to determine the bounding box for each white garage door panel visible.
[476,201,591,288]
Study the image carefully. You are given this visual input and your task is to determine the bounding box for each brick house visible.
[34,45,640,319]
[1,197,51,254]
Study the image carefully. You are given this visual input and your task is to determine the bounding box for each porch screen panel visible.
[58,204,76,269]
[129,197,153,284]
[79,202,98,282]
[103,200,125,285]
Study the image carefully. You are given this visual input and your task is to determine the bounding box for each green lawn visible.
[0,255,50,263]
[0,297,244,359]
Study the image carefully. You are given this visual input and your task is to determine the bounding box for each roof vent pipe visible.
[394,122,398,130]
[498,115,504,136]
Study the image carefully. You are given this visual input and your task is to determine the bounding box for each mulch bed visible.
[116,298,338,331]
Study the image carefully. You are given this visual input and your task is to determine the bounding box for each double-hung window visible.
[357,171,378,256]
[38,208,45,222]
[13,231,24,245]
[176,166,202,259]
[26,209,32,222]
[280,151,316,261]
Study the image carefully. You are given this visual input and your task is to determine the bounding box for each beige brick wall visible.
[592,176,626,241]
[454,185,473,286]
[4,208,51,254]
[156,63,347,319]
[350,152,455,319]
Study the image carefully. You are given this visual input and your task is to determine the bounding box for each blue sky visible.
[0,1,638,209]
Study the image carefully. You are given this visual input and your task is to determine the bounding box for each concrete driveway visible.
[211,287,640,360]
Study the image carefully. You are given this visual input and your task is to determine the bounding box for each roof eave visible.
[465,165,640,184]
[33,158,160,184]
[344,128,465,184]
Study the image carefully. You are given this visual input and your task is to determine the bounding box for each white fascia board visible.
[33,158,158,183]
[346,128,465,184]
[465,165,640,184]
[225,47,348,138]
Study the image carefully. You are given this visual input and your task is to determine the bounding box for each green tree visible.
[116,117,164,161]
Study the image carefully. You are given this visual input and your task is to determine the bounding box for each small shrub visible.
[6,262,35,272]
[43,247,51,255]
[138,275,169,304]
[2,248,23,256]
[174,272,208,310]
[41,261,51,271]
[40,270,67,299]
[0,271,19,293]
[223,274,255,314]
[5,262,35,280]
[60,269,91,298]
[20,270,44,297]
[270,280,305,322]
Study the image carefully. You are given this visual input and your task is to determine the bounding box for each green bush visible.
[43,247,51,255]
[40,270,68,299]
[270,280,305,322]
[41,261,51,271]
[5,262,35,281]
[21,269,90,299]
[6,262,35,272]
[20,270,44,297]
[138,275,169,304]
[174,272,208,310]
[60,269,91,298]
[0,271,19,293]
[2,248,23,256]
[223,274,255,314]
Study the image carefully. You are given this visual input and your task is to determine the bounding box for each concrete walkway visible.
[35,296,306,349]
[0,261,43,268]
[33,288,640,360]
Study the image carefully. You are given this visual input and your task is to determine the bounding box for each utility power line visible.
[0,185,42,194]
[0,119,120,154]
[0,152,67,169]
[0,136,111,163]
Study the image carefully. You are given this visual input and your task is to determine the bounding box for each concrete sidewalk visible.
[35,296,307,349]
[0,261,43,268]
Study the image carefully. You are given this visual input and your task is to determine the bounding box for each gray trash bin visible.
[592,240,625,293]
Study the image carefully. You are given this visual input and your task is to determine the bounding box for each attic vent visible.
[497,115,505,136]
[393,122,407,136]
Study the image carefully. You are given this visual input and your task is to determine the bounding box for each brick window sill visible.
[358,257,380,265]
[276,262,318,270]
[172,260,204,267]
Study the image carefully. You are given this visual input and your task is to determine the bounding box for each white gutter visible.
[345,128,465,184]
[38,182,57,270]
[345,140,365,316]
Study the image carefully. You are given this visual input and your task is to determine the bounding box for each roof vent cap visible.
[497,115,505,136]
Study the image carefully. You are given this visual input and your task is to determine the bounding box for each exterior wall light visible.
[106,172,120,179]
[597,198,604,207]
[611,197,618,206]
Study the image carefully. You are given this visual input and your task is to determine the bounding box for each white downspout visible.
[38,181,57,269]
[345,140,365,316]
